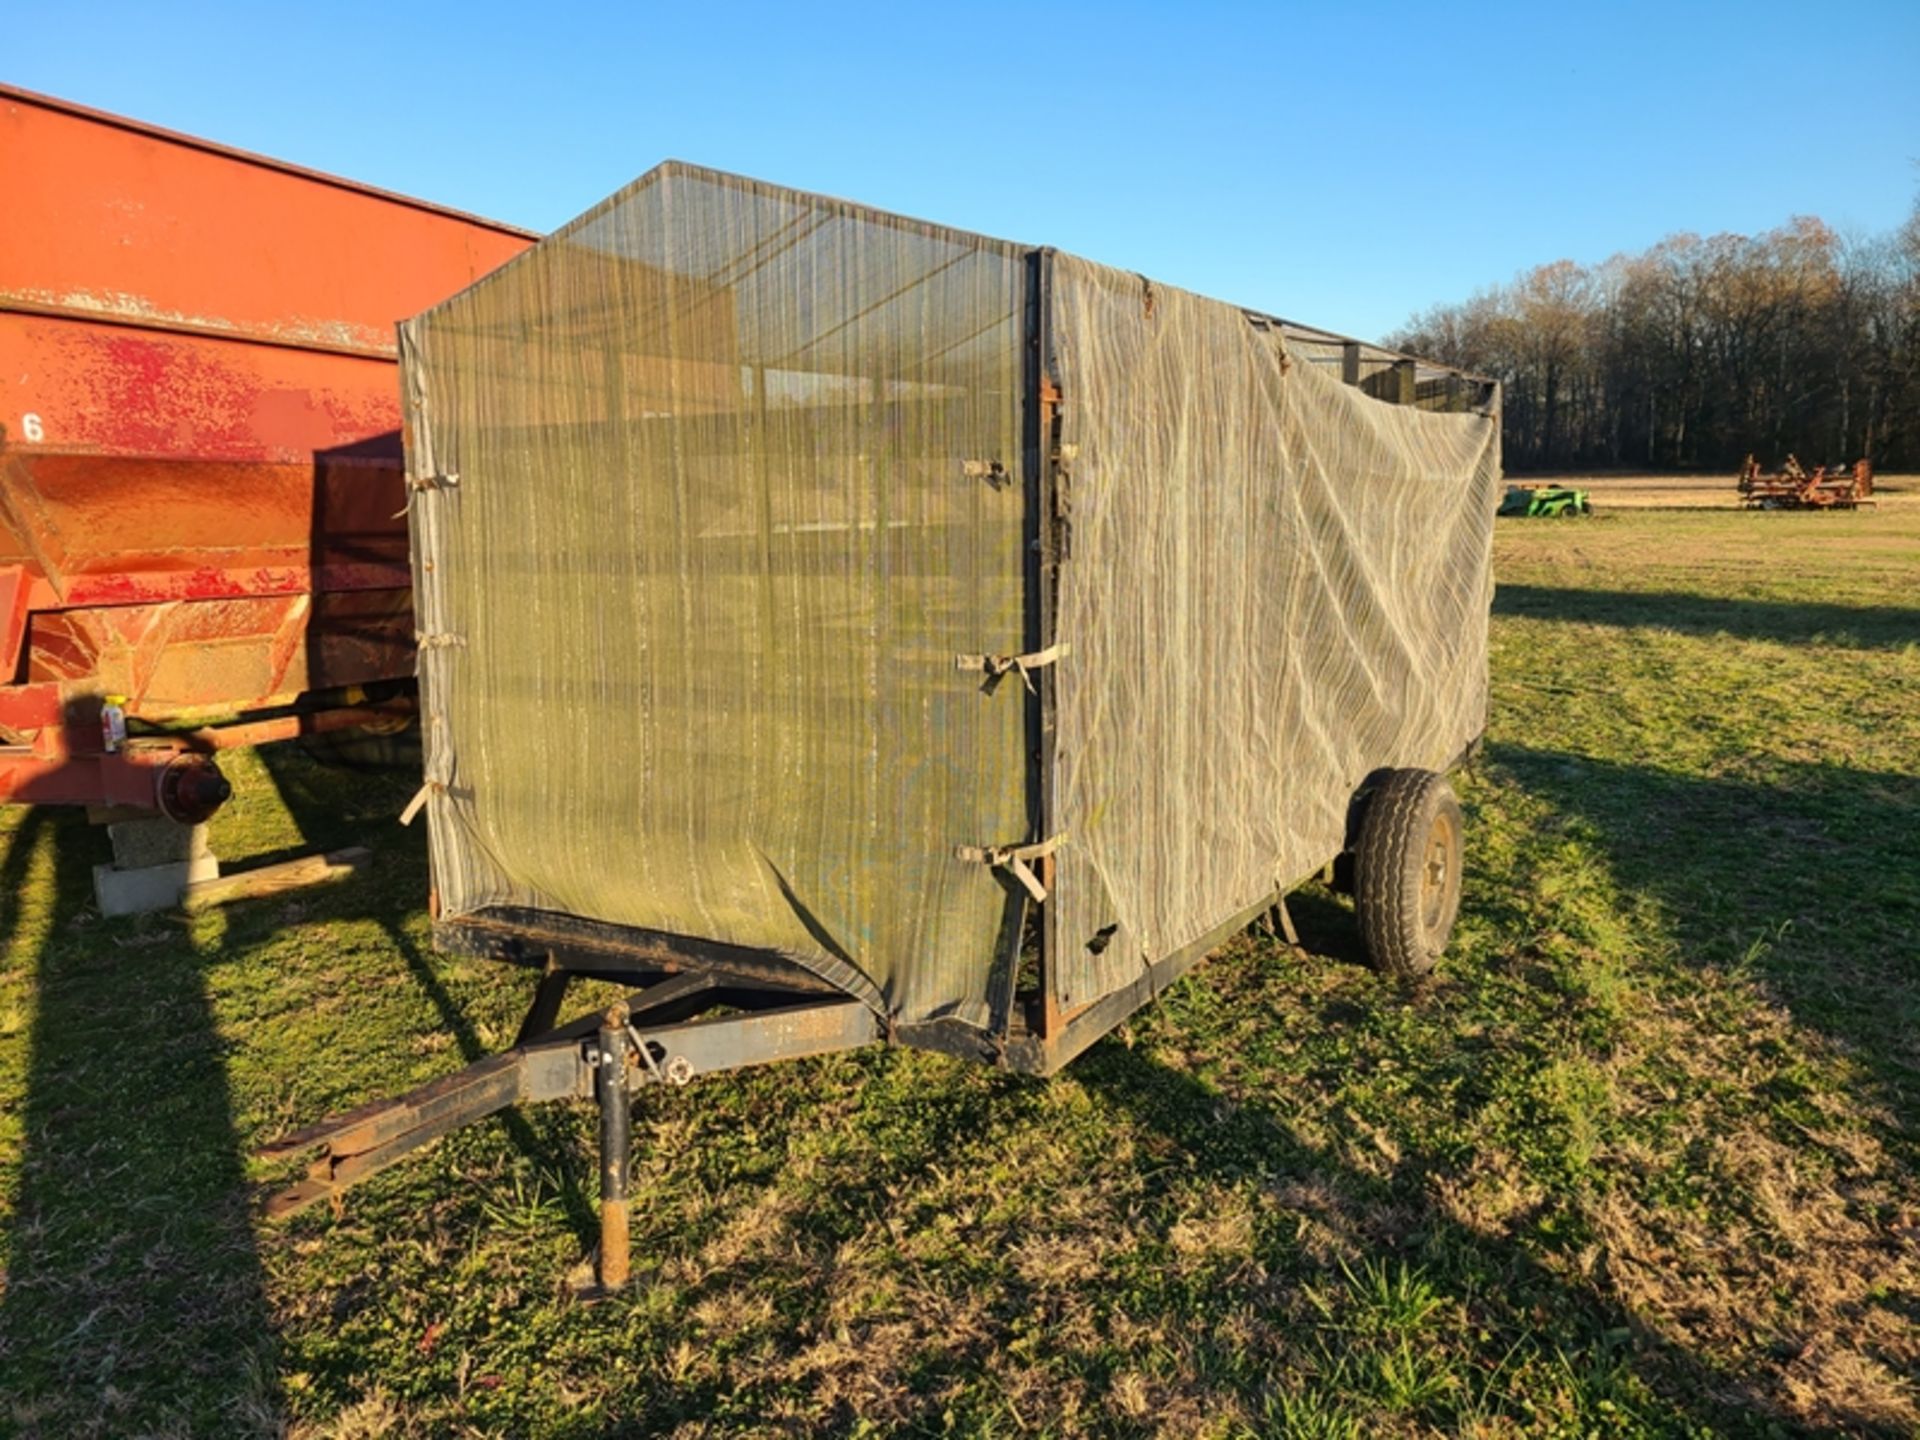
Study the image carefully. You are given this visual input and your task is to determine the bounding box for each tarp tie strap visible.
[961,459,1012,490]
[955,642,1069,694]
[393,472,460,518]
[399,781,443,827]
[954,832,1068,903]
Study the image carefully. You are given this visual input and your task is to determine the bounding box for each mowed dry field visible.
[1,480,1916,1438]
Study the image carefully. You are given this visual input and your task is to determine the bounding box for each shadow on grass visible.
[22,727,1889,1434]
[0,809,281,1437]
[253,742,597,1235]
[603,1062,1051,1437]
[1494,583,1920,650]
[1062,738,1919,1433]
[1489,742,1920,1163]
[1079,1038,1858,1437]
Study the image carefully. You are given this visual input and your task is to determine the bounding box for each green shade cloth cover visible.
[401,162,1500,1028]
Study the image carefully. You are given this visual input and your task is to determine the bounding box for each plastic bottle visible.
[100,694,128,753]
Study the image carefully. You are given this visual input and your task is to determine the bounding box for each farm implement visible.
[1738,454,1875,510]
[1,83,532,912]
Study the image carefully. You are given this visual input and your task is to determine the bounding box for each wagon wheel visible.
[1352,768,1464,976]
[300,720,423,773]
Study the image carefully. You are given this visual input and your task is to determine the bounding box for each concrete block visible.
[92,827,220,916]
[87,804,154,826]
[106,818,211,870]
[94,860,190,916]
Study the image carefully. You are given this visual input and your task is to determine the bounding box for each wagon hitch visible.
[259,970,880,1292]
[157,752,232,823]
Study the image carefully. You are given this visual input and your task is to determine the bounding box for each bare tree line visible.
[1387,199,1920,473]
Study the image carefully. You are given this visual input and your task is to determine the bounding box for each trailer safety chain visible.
[954,832,1068,903]
[954,642,1069,694]
[621,1026,659,1081]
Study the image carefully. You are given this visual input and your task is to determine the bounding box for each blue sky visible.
[11,1,1916,341]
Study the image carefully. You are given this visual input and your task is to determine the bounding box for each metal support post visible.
[594,1002,632,1292]
[514,957,574,1044]
[1393,358,1417,406]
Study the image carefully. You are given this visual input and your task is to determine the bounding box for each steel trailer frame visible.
[262,959,881,1291]
[263,875,1300,1289]
[266,748,1485,1293]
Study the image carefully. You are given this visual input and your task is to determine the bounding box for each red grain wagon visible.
[0,84,534,832]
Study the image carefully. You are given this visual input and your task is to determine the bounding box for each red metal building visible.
[0,83,535,814]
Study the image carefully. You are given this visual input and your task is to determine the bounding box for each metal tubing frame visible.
[434,906,842,997]
[1030,248,1068,1043]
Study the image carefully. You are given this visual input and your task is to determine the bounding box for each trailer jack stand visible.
[577,1002,633,1298]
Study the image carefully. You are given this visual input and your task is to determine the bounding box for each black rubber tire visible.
[1352,768,1464,976]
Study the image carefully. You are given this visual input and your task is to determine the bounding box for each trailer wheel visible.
[1353,768,1463,976]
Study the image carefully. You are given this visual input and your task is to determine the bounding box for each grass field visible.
[2,479,1917,1438]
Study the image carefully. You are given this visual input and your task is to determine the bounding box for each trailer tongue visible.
[263,967,876,1294]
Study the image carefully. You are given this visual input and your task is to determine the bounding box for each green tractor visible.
[1498,484,1591,517]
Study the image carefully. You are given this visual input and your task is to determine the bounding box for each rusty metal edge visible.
[0,294,405,362]
[433,906,845,997]
[1246,307,1497,391]
[1034,249,1066,1038]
